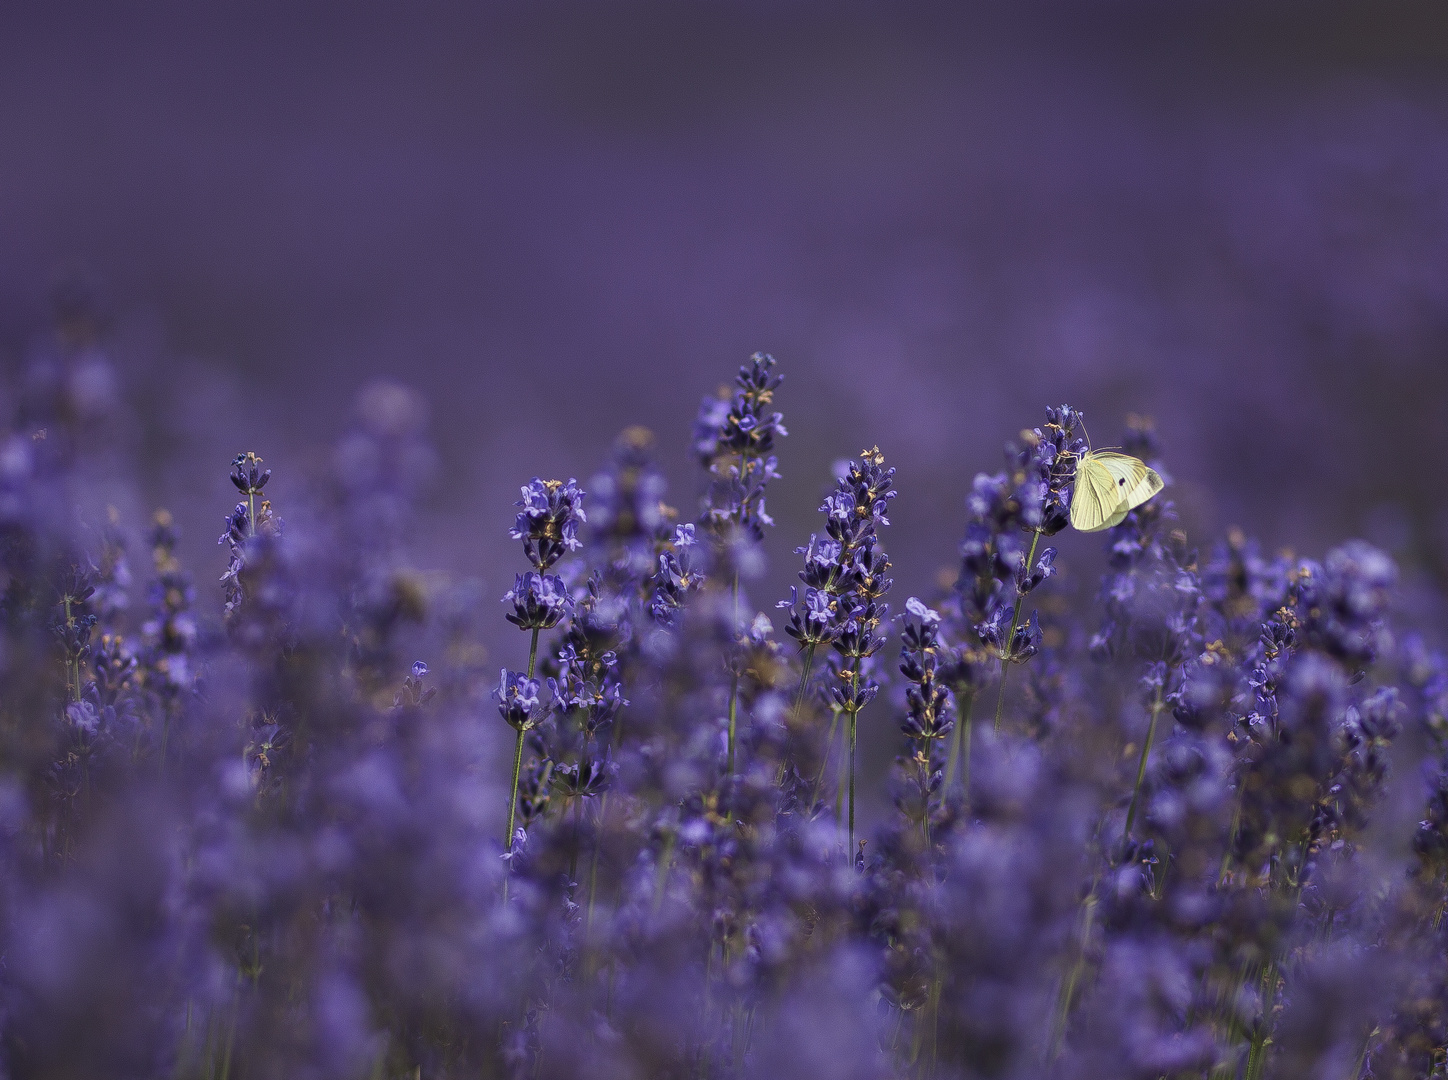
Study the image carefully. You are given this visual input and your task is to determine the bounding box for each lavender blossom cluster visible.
[3,342,1447,1080]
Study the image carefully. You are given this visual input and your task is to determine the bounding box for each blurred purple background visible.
[4,0,1448,643]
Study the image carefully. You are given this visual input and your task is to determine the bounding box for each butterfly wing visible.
[1070,455,1128,532]
[1101,497,1132,531]
[1091,452,1164,512]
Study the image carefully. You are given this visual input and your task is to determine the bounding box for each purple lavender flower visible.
[940,407,1083,792]
[503,571,571,631]
[650,522,706,627]
[780,447,894,860]
[695,352,787,543]
[229,450,271,495]
[496,668,542,730]
[393,659,437,709]
[510,476,586,571]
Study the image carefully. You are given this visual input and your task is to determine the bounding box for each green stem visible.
[1207,959,1254,1080]
[925,970,942,1077]
[651,831,676,916]
[726,681,739,778]
[585,793,605,940]
[847,698,858,866]
[808,707,839,810]
[526,626,540,679]
[994,531,1041,732]
[920,752,934,850]
[1218,780,1244,885]
[722,435,751,778]
[731,1001,751,1077]
[1049,881,1099,1061]
[1244,962,1280,1080]
[888,1005,906,1055]
[504,727,526,853]
[1350,1026,1379,1080]
[218,986,238,1080]
[1123,685,1166,845]
[792,642,818,721]
[942,690,975,805]
[699,943,715,1080]
[502,627,541,904]
[63,596,81,704]
[567,796,582,885]
[727,572,740,777]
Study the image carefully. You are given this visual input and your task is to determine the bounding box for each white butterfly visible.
[1069,449,1163,533]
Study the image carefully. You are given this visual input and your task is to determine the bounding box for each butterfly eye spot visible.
[1118,479,1126,486]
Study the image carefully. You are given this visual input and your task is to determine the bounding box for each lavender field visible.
[1,346,1444,1078]
[4,3,1448,1079]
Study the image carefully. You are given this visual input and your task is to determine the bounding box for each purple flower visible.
[495,668,542,730]
[502,571,571,630]
[778,585,838,647]
[509,476,586,571]
[695,352,788,542]
[229,450,271,494]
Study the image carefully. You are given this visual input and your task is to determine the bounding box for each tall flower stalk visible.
[496,477,584,877]
[942,407,1076,800]
[693,352,787,779]
[780,446,894,858]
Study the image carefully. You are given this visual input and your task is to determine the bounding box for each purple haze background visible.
[3,0,1447,655]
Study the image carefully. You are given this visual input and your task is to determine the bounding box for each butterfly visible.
[1069,449,1163,533]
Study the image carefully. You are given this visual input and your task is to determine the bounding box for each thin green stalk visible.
[910,962,943,1078]
[730,997,747,1077]
[777,641,821,791]
[1350,1026,1379,1080]
[847,678,859,866]
[525,628,540,681]
[726,680,739,778]
[218,986,238,1080]
[567,796,582,885]
[942,690,975,804]
[1122,685,1166,845]
[808,707,840,809]
[502,627,541,905]
[1049,882,1099,1061]
[585,793,605,938]
[63,596,81,704]
[1207,958,1255,1080]
[993,531,1041,732]
[652,830,676,916]
[1218,780,1244,884]
[888,1005,906,1055]
[1244,961,1280,1080]
[727,572,740,777]
[503,728,526,853]
[1221,825,1316,1074]
[1243,832,1316,1076]
[920,766,933,849]
[698,942,716,1080]
[992,661,1010,734]
[724,438,752,776]
[792,642,818,721]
